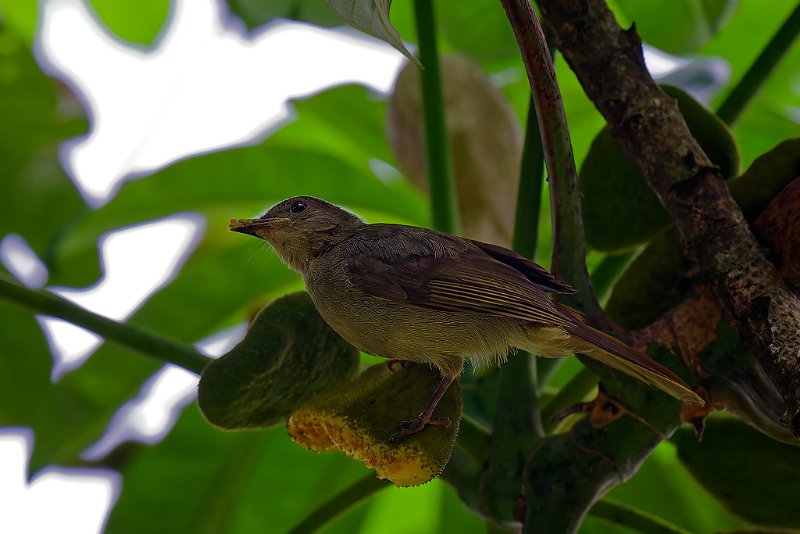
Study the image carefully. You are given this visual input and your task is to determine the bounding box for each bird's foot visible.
[386,359,417,372]
[388,415,450,443]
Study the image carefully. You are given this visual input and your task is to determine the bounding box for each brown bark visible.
[535,0,800,435]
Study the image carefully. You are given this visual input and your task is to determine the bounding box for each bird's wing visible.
[345,228,571,327]
[465,239,575,294]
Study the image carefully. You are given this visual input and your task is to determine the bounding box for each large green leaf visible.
[87,0,170,46]
[106,405,374,533]
[674,417,800,527]
[580,85,740,253]
[388,54,522,246]
[198,292,359,430]
[597,441,744,533]
[0,28,87,262]
[612,0,736,54]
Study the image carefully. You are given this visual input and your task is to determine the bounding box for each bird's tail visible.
[559,311,704,406]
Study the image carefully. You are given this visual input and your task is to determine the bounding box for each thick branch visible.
[536,0,800,435]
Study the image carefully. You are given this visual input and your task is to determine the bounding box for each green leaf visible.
[580,85,739,252]
[106,405,373,533]
[324,0,418,65]
[613,0,737,54]
[223,0,342,31]
[87,0,170,46]
[0,29,87,261]
[601,441,745,533]
[673,416,800,527]
[388,54,522,246]
[590,499,691,534]
[0,0,38,44]
[728,138,800,220]
[605,227,689,330]
[198,292,359,429]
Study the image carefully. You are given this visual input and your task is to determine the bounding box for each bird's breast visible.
[302,259,529,376]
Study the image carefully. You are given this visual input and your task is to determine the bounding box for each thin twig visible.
[499,0,602,320]
[512,95,546,259]
[0,273,210,374]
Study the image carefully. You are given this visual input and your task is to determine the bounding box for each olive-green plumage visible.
[231,196,703,440]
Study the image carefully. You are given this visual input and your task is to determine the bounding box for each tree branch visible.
[536,0,800,436]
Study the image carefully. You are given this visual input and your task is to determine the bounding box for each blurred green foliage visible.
[1,0,799,532]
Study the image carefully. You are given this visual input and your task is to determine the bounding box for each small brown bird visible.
[230,196,703,441]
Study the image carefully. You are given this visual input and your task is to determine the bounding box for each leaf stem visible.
[716,2,800,125]
[288,475,391,534]
[499,0,601,319]
[589,499,690,534]
[512,95,546,258]
[0,273,210,374]
[541,368,598,433]
[413,0,460,234]
[485,92,551,522]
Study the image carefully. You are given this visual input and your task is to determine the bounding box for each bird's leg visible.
[389,375,455,443]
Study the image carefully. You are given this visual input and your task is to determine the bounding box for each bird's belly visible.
[306,278,526,376]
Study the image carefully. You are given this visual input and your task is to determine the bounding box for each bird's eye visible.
[290,200,307,214]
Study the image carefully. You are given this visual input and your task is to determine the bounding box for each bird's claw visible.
[388,415,450,443]
[386,360,417,372]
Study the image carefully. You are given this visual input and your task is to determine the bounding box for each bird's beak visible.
[229,217,290,238]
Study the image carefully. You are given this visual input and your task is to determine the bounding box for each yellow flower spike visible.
[287,364,462,487]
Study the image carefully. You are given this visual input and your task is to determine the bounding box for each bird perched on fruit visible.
[230,196,703,441]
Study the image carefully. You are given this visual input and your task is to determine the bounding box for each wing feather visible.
[345,227,571,327]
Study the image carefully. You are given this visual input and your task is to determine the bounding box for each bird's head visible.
[229,196,363,272]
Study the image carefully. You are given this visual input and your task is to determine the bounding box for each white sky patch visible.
[38,214,204,379]
[643,46,691,78]
[0,235,49,289]
[0,430,119,534]
[38,0,405,206]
